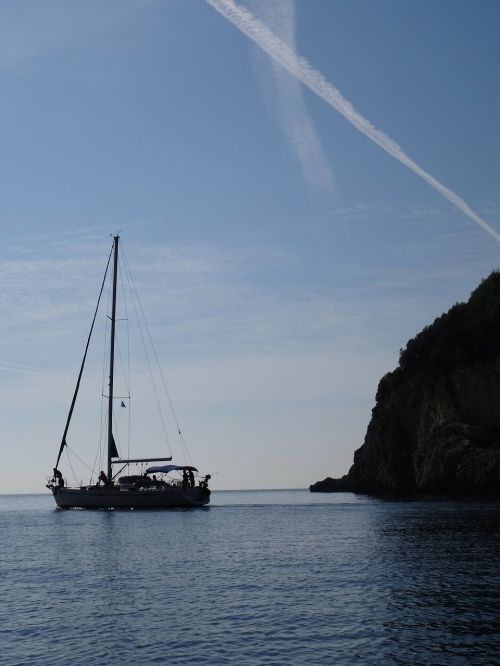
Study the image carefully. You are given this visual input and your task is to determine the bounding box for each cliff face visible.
[311,272,500,495]
[345,358,500,494]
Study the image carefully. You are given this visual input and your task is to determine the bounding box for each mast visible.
[107,235,119,481]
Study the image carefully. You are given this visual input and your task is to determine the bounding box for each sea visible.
[0,490,498,666]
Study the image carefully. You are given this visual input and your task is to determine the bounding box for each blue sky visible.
[0,0,499,492]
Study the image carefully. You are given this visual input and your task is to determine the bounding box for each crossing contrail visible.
[207,0,500,242]
[247,0,337,196]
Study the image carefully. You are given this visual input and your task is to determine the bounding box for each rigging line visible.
[115,262,131,397]
[122,248,194,467]
[66,445,96,474]
[100,270,112,398]
[126,268,131,460]
[177,433,189,466]
[179,432,194,466]
[97,393,104,482]
[91,416,107,484]
[55,242,114,471]
[120,246,173,456]
[115,337,131,397]
[128,391,131,461]
[97,258,113,483]
[118,261,132,459]
[131,278,173,453]
[121,246,185,451]
[65,447,78,487]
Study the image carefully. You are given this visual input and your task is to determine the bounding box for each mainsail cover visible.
[146,464,198,474]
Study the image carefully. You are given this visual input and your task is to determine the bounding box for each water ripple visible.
[0,492,498,665]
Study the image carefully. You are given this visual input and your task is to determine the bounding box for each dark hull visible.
[51,485,210,509]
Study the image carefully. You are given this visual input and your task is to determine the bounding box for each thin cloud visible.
[0,360,46,374]
[207,0,500,243]
[0,0,157,70]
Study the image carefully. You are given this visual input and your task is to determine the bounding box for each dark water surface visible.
[0,491,498,665]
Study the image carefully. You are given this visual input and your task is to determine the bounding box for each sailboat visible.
[47,235,211,509]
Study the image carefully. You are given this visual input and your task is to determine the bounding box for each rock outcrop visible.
[311,272,500,495]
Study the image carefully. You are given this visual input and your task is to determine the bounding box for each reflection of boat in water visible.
[47,235,210,509]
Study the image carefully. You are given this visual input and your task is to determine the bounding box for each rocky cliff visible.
[311,272,500,495]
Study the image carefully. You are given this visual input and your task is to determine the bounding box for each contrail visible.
[207,0,500,242]
[247,0,337,196]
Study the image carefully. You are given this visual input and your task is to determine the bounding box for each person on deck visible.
[53,468,65,487]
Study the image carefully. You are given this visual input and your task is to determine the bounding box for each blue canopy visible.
[146,464,198,474]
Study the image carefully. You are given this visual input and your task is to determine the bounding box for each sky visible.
[0,0,499,493]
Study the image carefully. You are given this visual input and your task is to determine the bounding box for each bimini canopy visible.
[145,464,198,474]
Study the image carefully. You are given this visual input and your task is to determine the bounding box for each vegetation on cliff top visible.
[374,270,500,405]
[398,270,500,372]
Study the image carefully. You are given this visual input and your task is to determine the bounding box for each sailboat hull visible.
[51,485,210,509]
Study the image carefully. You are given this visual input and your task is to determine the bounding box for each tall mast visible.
[107,235,119,481]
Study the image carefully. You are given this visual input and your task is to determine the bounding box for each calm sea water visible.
[0,490,498,665]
